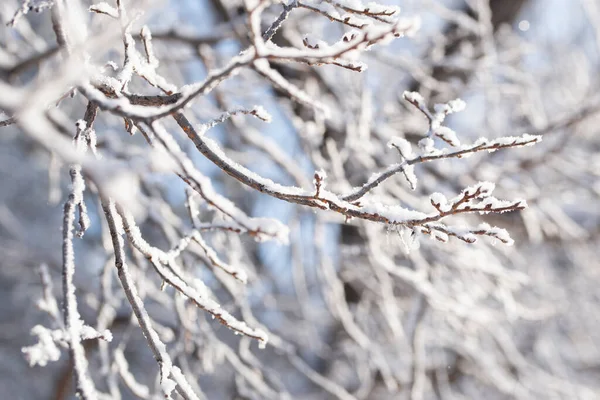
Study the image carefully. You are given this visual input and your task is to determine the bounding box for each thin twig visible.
[263,1,298,41]
[342,135,540,202]
[62,191,98,399]
[102,200,200,400]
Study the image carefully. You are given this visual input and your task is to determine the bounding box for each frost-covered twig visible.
[261,18,419,64]
[117,206,267,343]
[89,2,118,19]
[102,200,200,400]
[37,264,62,324]
[322,0,399,22]
[173,110,528,243]
[297,2,368,29]
[200,106,272,133]
[343,133,542,202]
[403,91,465,146]
[8,0,55,27]
[81,9,418,121]
[150,118,290,243]
[62,179,98,399]
[113,348,151,398]
[262,0,299,41]
[189,231,249,283]
[254,60,332,112]
[120,203,250,284]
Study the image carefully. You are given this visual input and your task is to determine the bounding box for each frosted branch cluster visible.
[3,0,594,399]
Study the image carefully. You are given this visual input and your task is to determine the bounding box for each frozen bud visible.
[387,136,415,159]
[447,98,466,113]
[314,169,327,182]
[403,91,426,108]
[418,137,435,153]
[250,106,272,123]
[342,30,359,42]
[477,181,496,197]
[430,192,450,212]
[434,126,460,147]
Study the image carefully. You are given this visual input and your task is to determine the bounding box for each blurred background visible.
[1,0,599,398]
